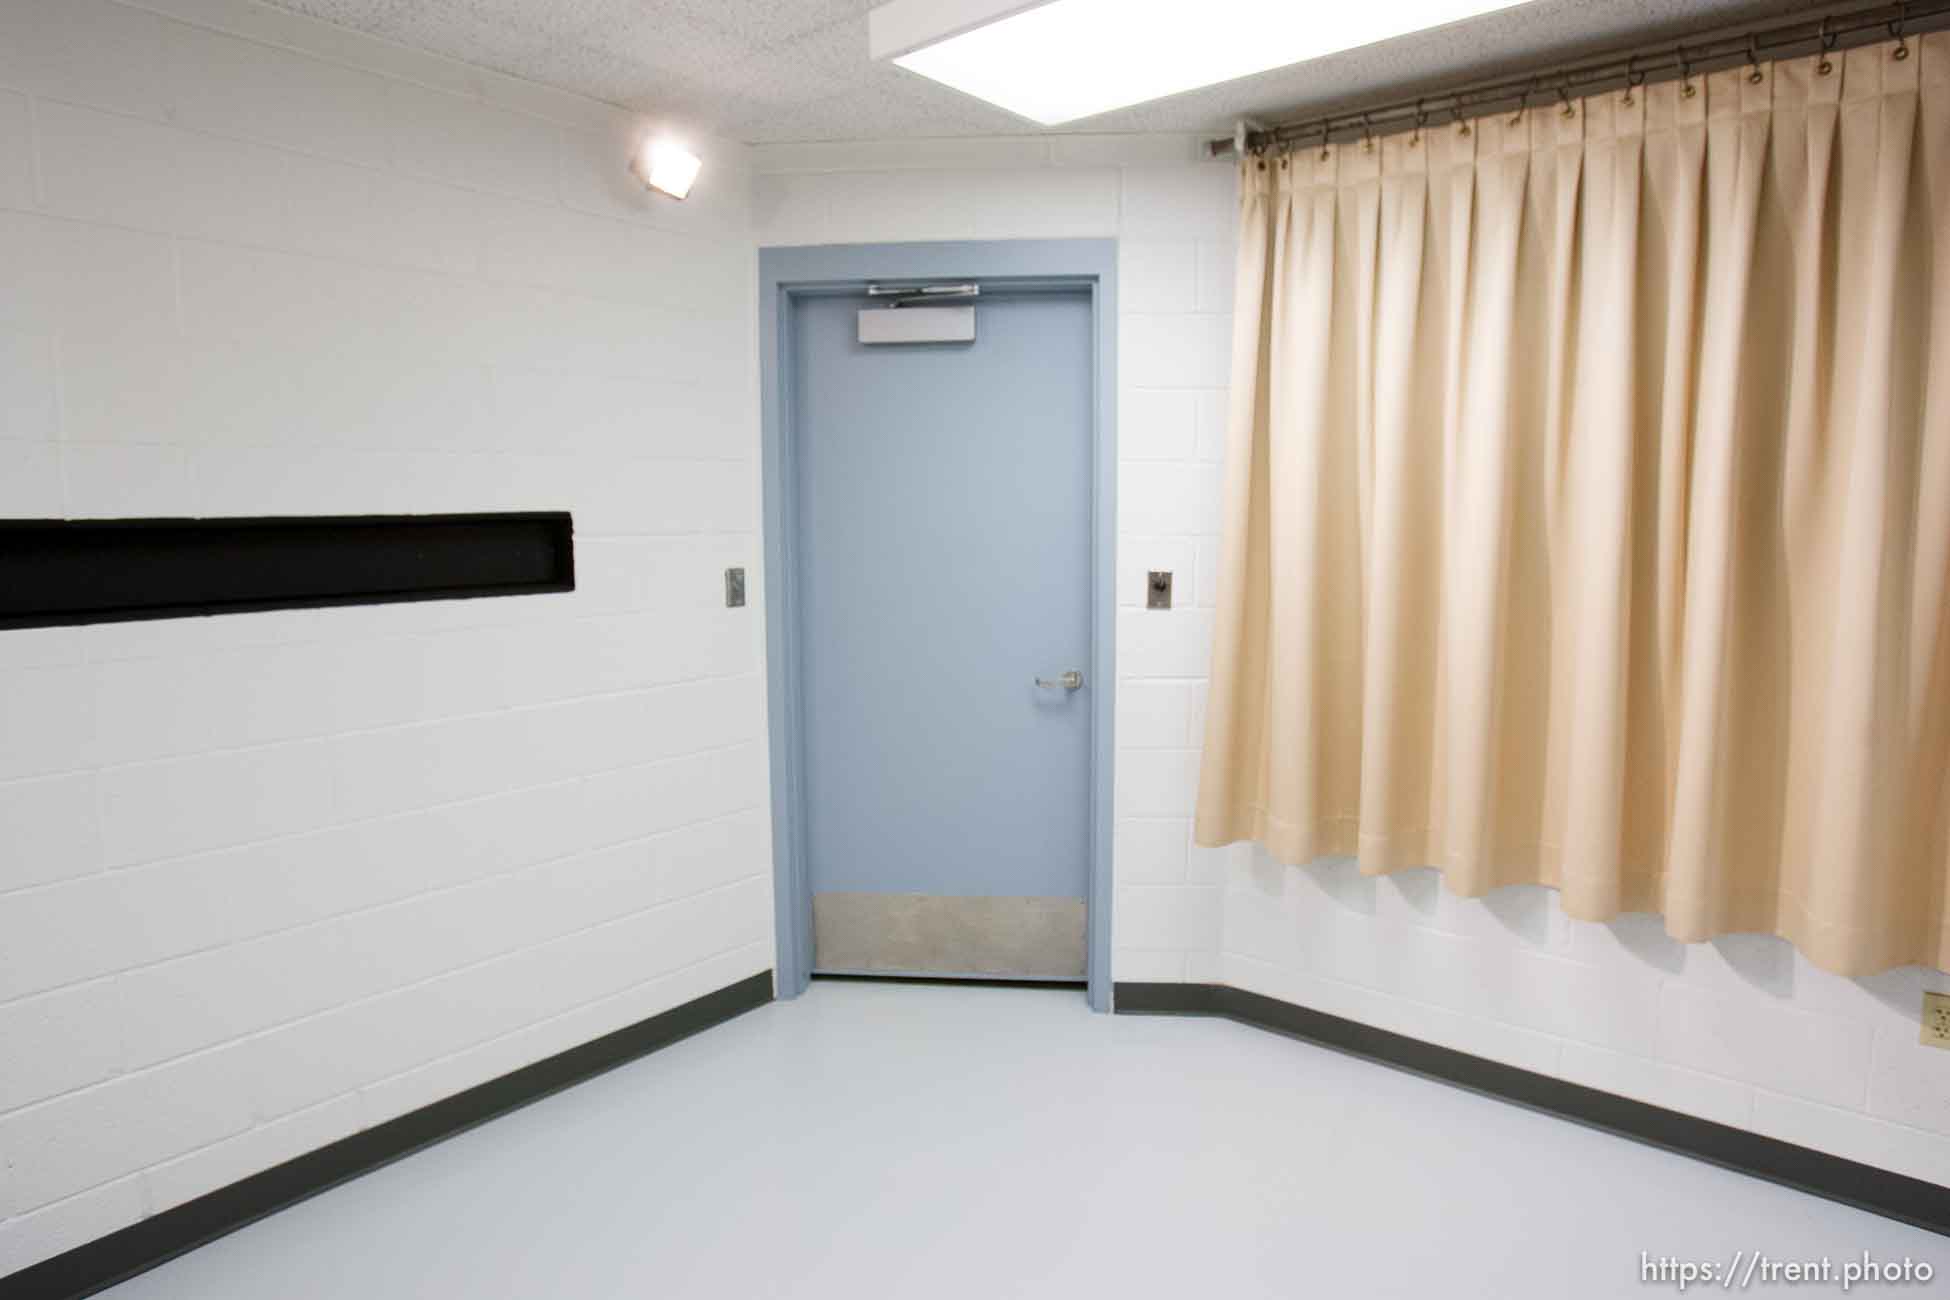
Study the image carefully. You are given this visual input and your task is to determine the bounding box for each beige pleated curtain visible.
[1195,34,1950,976]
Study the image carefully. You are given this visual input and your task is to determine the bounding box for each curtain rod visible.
[1207,0,1950,158]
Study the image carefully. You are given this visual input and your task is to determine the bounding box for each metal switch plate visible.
[1146,570,1173,610]
[724,567,746,608]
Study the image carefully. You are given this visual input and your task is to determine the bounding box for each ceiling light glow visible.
[637,139,702,200]
[879,0,1539,125]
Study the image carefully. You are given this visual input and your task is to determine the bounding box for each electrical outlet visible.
[1923,992,1950,1050]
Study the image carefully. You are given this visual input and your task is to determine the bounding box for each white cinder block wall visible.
[753,140,1950,1190]
[0,0,771,1274]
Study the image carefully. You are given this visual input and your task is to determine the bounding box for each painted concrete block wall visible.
[0,0,770,1275]
[1224,862,1950,1186]
[755,136,1239,992]
[753,141,1950,1188]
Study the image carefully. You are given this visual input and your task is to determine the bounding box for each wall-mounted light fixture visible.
[870,0,1539,125]
[633,138,702,200]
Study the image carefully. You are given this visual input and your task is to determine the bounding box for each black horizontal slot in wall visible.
[0,512,574,631]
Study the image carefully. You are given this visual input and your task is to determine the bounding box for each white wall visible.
[754,138,1950,1190]
[0,0,770,1274]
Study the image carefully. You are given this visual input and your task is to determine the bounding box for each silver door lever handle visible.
[1035,670,1084,690]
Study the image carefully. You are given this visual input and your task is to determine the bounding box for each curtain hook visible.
[1556,81,1576,118]
[1510,78,1535,126]
[1622,55,1643,106]
[1454,102,1472,137]
[1818,19,1837,76]
[1747,34,1765,84]
[1319,121,1332,162]
[1410,99,1427,147]
[1891,1,1911,60]
[1360,112,1375,152]
[1677,44,1697,99]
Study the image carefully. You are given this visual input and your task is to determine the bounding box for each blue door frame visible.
[758,239,1118,1012]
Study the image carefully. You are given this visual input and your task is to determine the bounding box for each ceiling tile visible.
[258,0,1825,143]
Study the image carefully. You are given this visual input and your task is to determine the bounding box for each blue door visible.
[792,287,1094,979]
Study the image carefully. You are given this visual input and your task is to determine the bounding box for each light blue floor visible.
[106,981,1943,1299]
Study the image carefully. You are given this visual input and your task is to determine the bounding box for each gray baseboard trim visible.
[0,971,774,1300]
[1114,981,1950,1239]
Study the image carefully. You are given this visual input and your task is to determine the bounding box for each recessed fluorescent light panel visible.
[872,0,1538,125]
